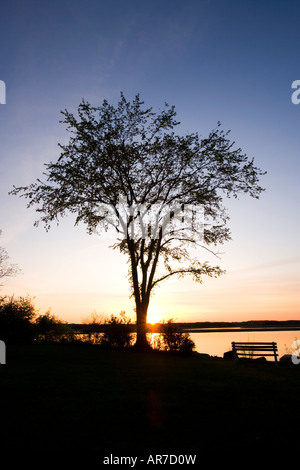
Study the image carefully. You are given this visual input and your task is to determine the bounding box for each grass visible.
[1,342,300,464]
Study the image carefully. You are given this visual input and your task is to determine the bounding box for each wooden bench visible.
[232,341,278,365]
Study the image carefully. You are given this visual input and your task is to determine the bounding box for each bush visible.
[101,311,134,349]
[81,311,106,344]
[157,319,195,353]
[0,296,74,344]
[0,295,37,343]
[34,310,74,343]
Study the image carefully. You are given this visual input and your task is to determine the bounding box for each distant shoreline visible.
[183,327,300,333]
[170,320,300,333]
[174,320,300,333]
[70,319,300,334]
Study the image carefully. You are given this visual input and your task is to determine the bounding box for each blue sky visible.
[0,0,300,323]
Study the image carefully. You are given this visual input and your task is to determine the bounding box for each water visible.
[75,329,300,360]
[188,330,300,359]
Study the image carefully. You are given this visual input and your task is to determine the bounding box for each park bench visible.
[231,341,278,365]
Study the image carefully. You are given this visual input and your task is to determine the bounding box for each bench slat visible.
[233,344,277,347]
[235,352,276,356]
[235,344,277,351]
[233,347,277,349]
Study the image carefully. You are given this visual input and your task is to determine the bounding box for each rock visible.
[279,354,300,363]
[223,350,234,359]
[280,354,293,362]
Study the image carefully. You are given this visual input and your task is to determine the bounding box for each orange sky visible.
[2,199,300,325]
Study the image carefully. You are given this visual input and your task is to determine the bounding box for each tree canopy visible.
[10,93,265,350]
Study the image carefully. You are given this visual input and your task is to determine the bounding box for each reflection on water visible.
[189,330,300,359]
[75,330,300,359]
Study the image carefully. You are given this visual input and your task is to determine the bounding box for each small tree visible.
[10,93,265,350]
[101,311,134,349]
[35,310,74,343]
[158,319,195,353]
[0,230,21,288]
[81,311,106,344]
[0,295,37,343]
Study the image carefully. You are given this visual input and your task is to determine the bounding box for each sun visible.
[147,305,163,324]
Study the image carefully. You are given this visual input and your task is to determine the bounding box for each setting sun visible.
[147,305,164,324]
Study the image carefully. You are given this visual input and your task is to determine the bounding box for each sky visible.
[0,0,300,324]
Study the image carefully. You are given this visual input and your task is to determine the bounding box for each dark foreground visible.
[0,342,299,465]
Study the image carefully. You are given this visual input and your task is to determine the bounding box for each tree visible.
[101,311,134,349]
[158,319,195,353]
[0,230,20,287]
[35,309,74,343]
[0,295,37,343]
[10,93,265,350]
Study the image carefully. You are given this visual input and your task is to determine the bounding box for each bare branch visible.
[0,232,21,286]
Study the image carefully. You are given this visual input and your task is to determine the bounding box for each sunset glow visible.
[146,305,165,325]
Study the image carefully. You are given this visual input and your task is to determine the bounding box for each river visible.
[75,328,300,360]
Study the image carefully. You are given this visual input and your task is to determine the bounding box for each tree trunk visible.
[134,300,152,351]
[127,239,153,351]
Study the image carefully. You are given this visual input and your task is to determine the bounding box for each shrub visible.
[81,311,106,344]
[34,310,74,343]
[157,319,195,353]
[101,311,134,349]
[0,295,37,343]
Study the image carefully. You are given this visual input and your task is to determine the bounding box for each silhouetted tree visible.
[35,310,74,343]
[101,311,133,349]
[0,295,37,343]
[10,93,265,350]
[0,230,20,287]
[158,319,195,353]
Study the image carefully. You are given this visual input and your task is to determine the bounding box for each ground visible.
[0,342,299,465]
